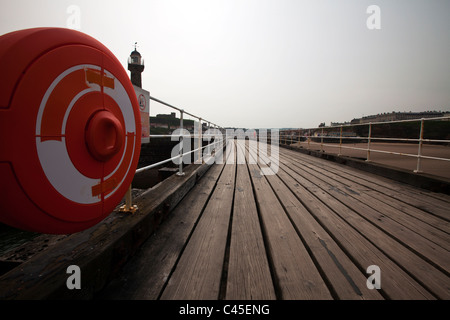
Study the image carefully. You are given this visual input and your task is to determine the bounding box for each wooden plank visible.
[365,189,450,233]
[282,147,450,215]
[225,142,276,299]
[254,162,383,299]
[160,141,236,300]
[255,193,377,299]
[243,142,332,300]
[0,162,212,299]
[281,148,450,220]
[249,141,434,299]
[284,149,450,224]
[280,153,450,275]
[98,162,225,299]
[277,158,447,299]
[282,152,450,250]
[281,150,450,236]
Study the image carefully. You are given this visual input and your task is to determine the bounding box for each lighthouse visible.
[127,43,150,144]
[128,43,144,88]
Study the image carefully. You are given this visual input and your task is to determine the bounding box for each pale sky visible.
[1,0,449,128]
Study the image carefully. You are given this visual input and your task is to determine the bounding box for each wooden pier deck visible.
[99,139,450,300]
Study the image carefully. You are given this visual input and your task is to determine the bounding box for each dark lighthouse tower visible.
[128,43,144,88]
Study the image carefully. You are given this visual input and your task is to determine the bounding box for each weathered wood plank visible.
[282,149,450,224]
[244,143,332,300]
[282,152,450,252]
[364,189,450,233]
[277,167,436,298]
[277,153,447,299]
[0,162,212,299]
[98,162,225,299]
[282,147,450,220]
[160,141,236,300]
[280,153,450,275]
[225,143,276,299]
[246,146,383,299]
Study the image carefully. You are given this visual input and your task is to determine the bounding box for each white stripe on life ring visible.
[35,65,136,204]
[36,137,102,204]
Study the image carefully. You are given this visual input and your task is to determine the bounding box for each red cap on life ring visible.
[0,28,141,234]
[86,110,125,162]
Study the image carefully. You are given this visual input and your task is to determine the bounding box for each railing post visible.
[366,122,372,162]
[414,118,425,173]
[177,110,185,176]
[338,125,343,156]
[197,117,202,164]
[119,185,137,213]
[307,130,310,149]
[321,127,324,152]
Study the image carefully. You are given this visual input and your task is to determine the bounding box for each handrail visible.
[135,139,223,174]
[278,116,450,175]
[122,99,449,212]
[120,96,225,212]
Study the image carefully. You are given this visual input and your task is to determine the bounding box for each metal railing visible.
[121,107,449,212]
[120,96,225,213]
[278,116,450,174]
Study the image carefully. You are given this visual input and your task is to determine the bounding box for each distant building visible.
[351,111,447,124]
[150,113,197,132]
[330,121,351,127]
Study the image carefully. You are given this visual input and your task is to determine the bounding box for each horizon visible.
[154,108,450,130]
[1,0,449,128]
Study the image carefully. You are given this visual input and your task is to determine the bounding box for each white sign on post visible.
[133,85,150,144]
